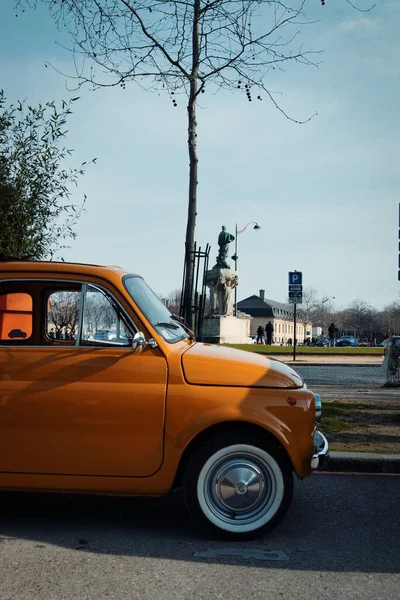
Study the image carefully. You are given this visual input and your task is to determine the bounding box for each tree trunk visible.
[182,0,200,330]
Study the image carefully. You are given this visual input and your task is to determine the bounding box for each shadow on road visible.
[0,474,399,574]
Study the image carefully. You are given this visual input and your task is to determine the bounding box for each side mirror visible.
[132,331,146,351]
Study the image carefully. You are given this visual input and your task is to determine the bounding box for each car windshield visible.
[123,275,189,343]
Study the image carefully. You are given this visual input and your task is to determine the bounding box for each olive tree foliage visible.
[17,0,372,325]
[0,91,95,260]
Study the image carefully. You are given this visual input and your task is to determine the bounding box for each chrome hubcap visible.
[216,462,264,511]
[202,451,279,526]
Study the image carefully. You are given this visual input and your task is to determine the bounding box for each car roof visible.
[0,259,136,279]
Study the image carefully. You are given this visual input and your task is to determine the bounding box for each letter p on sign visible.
[289,271,303,285]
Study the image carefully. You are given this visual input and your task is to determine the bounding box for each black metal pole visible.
[234,223,238,316]
[293,303,297,362]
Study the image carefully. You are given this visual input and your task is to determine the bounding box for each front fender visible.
[150,383,315,493]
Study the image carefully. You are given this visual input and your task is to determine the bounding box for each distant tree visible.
[380,301,400,336]
[0,91,95,259]
[337,300,374,339]
[296,286,319,340]
[161,288,182,316]
[48,291,80,336]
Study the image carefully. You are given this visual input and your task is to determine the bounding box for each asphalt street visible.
[293,365,386,386]
[0,473,399,600]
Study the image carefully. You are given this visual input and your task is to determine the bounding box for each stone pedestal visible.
[206,266,238,317]
[202,315,252,345]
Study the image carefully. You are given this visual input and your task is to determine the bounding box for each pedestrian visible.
[328,322,336,347]
[265,321,274,345]
[256,324,265,344]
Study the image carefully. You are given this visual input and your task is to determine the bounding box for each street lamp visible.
[231,221,261,316]
[321,296,335,336]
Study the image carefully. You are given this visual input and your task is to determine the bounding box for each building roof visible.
[237,294,294,320]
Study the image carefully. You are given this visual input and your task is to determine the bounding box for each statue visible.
[217,272,236,315]
[205,226,238,317]
[206,265,238,317]
[216,226,235,269]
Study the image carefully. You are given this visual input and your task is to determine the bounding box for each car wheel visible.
[183,432,293,540]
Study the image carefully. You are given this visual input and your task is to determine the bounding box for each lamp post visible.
[321,296,335,336]
[232,222,261,316]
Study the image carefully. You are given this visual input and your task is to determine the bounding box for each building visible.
[237,289,310,345]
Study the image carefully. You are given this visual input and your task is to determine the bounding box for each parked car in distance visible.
[315,337,330,347]
[0,258,328,540]
[357,340,371,347]
[336,336,358,347]
[93,329,112,341]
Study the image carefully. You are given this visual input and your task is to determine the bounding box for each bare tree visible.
[336,300,374,339]
[296,286,318,340]
[16,0,321,327]
[48,291,80,336]
[380,301,400,335]
[161,288,182,315]
[17,0,373,326]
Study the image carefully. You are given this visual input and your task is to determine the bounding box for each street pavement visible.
[0,473,399,599]
[292,365,385,386]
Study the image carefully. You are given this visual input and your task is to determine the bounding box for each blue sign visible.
[289,271,302,285]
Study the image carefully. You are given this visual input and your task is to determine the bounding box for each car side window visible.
[46,290,81,342]
[0,292,33,342]
[81,285,134,346]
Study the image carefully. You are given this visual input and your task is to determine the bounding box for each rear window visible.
[0,292,33,341]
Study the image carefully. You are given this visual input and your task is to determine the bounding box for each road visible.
[0,473,399,600]
[293,365,385,386]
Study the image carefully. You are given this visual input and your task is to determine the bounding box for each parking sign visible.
[288,271,302,285]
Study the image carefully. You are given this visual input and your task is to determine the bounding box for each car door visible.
[0,280,167,477]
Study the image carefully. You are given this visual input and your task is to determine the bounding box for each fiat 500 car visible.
[0,259,328,539]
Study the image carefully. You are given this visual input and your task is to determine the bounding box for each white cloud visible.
[337,16,381,33]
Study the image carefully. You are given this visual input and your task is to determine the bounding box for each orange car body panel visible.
[0,261,316,496]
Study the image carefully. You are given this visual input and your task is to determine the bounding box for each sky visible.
[1,0,399,311]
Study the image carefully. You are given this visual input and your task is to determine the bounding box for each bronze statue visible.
[216,226,235,268]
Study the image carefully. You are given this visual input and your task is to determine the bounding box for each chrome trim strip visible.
[76,283,87,347]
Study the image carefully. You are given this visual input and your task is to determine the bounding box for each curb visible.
[325,451,400,474]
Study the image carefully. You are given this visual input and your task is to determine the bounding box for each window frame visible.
[0,278,137,349]
[80,283,137,348]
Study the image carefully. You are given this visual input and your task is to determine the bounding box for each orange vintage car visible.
[0,259,328,539]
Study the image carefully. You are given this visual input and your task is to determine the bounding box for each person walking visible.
[256,324,265,344]
[328,322,336,347]
[265,321,274,345]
